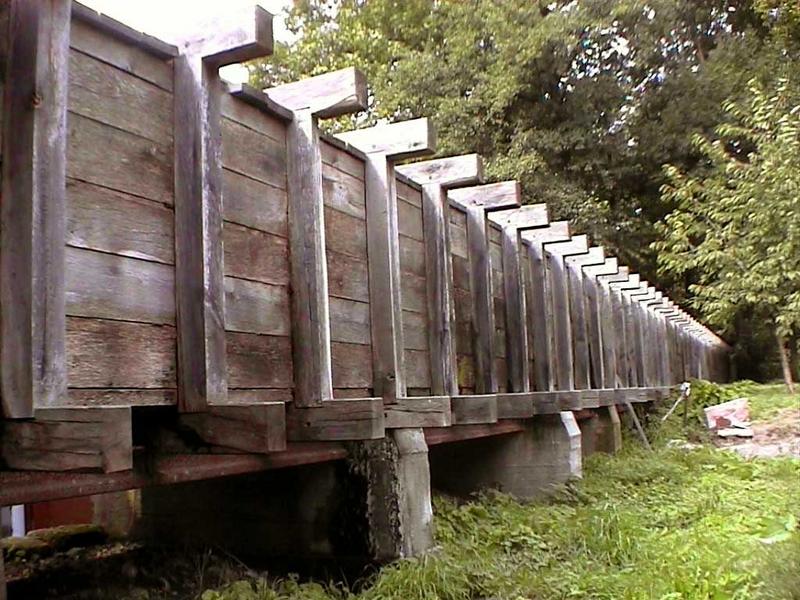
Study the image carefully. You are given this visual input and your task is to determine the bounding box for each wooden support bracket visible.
[1,407,132,472]
[488,204,550,394]
[1,0,71,418]
[173,6,274,413]
[530,391,561,415]
[583,258,620,390]
[287,398,384,441]
[496,392,535,418]
[336,118,444,426]
[267,68,368,410]
[397,155,484,398]
[520,222,571,391]
[448,181,522,395]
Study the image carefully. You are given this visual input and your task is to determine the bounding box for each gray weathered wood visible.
[0,406,132,472]
[487,205,550,394]
[173,7,274,413]
[563,247,605,390]
[266,69,368,408]
[582,258,619,388]
[397,155,484,397]
[520,222,571,391]
[335,119,435,404]
[543,235,589,391]
[451,394,498,425]
[287,397,384,441]
[181,402,286,453]
[447,182,521,395]
[1,0,71,417]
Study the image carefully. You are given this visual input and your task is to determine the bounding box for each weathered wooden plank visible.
[1,406,132,472]
[496,392,535,419]
[66,389,176,407]
[222,221,290,285]
[404,349,432,388]
[451,394,498,425]
[268,67,367,119]
[331,341,373,389]
[2,0,71,417]
[65,247,175,325]
[68,112,173,204]
[400,274,428,313]
[324,206,368,259]
[221,116,288,190]
[330,297,371,345]
[223,171,287,241]
[181,403,286,453]
[221,89,287,142]
[399,235,427,277]
[69,18,174,91]
[402,310,429,350]
[564,247,605,390]
[224,277,290,336]
[226,332,293,389]
[68,48,172,144]
[67,318,176,388]
[67,179,175,264]
[327,251,370,302]
[385,396,451,428]
[322,161,366,219]
[287,397,384,441]
[583,258,618,388]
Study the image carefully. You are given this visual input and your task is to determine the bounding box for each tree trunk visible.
[776,330,796,394]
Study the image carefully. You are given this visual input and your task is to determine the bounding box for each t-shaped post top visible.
[335,118,436,160]
[396,154,484,188]
[266,67,368,118]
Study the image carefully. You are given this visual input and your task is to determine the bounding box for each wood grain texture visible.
[385,396,451,428]
[222,222,289,285]
[1,406,132,472]
[226,332,292,389]
[181,403,286,453]
[451,394,498,425]
[496,392,535,418]
[1,0,71,416]
[286,397,384,441]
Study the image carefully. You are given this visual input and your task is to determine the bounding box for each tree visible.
[654,75,800,391]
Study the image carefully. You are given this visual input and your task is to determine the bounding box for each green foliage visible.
[203,385,800,600]
[654,71,800,340]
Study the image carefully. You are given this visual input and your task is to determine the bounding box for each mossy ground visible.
[202,382,800,600]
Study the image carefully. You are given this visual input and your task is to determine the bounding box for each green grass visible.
[202,383,800,600]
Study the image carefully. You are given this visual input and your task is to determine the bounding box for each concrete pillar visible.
[350,428,434,562]
[579,406,622,458]
[134,428,434,564]
[429,412,582,500]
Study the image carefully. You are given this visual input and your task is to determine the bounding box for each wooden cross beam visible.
[487,204,550,393]
[396,155,484,397]
[542,235,589,391]
[1,0,71,418]
[335,118,451,428]
[172,6,274,413]
[448,182,522,394]
[564,247,606,389]
[582,258,619,389]
[519,221,571,391]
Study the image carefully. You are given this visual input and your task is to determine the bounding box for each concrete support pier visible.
[133,428,434,563]
[579,406,622,458]
[428,412,582,500]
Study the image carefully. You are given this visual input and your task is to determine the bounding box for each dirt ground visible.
[716,406,800,459]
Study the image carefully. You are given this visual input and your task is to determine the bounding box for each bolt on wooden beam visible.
[172,5,274,413]
[396,155,484,396]
[1,0,72,418]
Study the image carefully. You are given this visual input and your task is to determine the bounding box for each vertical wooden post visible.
[396,155,484,397]
[563,247,606,390]
[266,68,368,407]
[542,235,589,391]
[336,119,437,403]
[582,258,619,389]
[628,285,656,386]
[520,222,571,391]
[487,205,550,393]
[1,0,71,417]
[448,182,522,394]
[605,272,640,388]
[173,6,274,412]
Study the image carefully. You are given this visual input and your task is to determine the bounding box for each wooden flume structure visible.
[0,0,730,582]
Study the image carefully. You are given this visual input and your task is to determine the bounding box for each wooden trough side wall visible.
[64,19,177,406]
[449,204,475,394]
[321,140,374,398]
[489,224,508,392]
[397,180,432,396]
[520,241,538,391]
[220,94,293,402]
